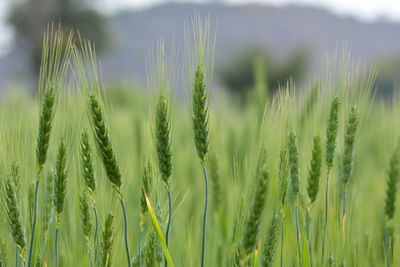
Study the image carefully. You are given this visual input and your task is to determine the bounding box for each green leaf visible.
[142,186,174,267]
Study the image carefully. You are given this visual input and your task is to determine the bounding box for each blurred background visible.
[1,0,400,101]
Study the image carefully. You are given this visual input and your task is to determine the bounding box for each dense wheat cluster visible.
[0,18,399,267]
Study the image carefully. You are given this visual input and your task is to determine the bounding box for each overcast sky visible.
[1,0,400,56]
[99,0,400,21]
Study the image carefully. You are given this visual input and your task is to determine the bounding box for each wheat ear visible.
[88,94,131,266]
[322,96,340,264]
[235,147,269,266]
[288,131,303,267]
[384,143,400,267]
[147,39,176,267]
[53,140,68,267]
[80,192,93,267]
[184,14,215,267]
[81,127,99,265]
[277,145,289,267]
[28,25,72,267]
[306,136,322,267]
[341,105,359,220]
[101,213,114,267]
[3,176,27,265]
[261,212,280,267]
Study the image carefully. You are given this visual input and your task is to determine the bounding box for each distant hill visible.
[2,2,400,90]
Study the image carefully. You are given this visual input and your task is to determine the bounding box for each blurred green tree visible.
[8,0,109,76]
[219,47,308,104]
[373,56,400,98]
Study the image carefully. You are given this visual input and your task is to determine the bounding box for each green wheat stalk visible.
[28,183,35,230]
[384,143,400,267]
[288,131,303,267]
[145,228,157,267]
[11,161,22,267]
[277,145,289,267]
[101,213,114,267]
[42,171,54,266]
[75,37,131,266]
[184,14,216,267]
[147,39,176,267]
[235,147,269,266]
[306,136,322,267]
[53,140,68,267]
[80,192,93,267]
[261,212,281,267]
[80,128,99,265]
[341,105,359,222]
[28,25,72,267]
[3,175,27,266]
[88,93,131,266]
[322,96,340,264]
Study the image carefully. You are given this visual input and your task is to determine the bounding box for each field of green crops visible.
[1,20,400,267]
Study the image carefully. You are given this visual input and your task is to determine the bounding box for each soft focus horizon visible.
[99,0,400,21]
[1,0,400,56]
[1,0,400,98]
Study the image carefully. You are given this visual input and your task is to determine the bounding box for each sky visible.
[99,0,400,21]
[1,0,400,56]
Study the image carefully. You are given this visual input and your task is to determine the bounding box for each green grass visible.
[0,20,400,267]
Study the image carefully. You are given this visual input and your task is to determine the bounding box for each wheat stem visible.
[15,246,19,267]
[139,231,143,267]
[201,164,209,267]
[28,173,40,267]
[55,222,60,267]
[89,246,93,267]
[341,106,358,222]
[280,220,284,267]
[384,227,389,267]
[94,205,99,266]
[321,170,330,265]
[119,191,131,267]
[306,211,313,267]
[164,187,172,267]
[41,237,46,267]
[295,201,303,267]
[322,96,340,264]
[101,214,114,267]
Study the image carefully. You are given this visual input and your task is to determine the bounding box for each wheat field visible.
[0,19,400,267]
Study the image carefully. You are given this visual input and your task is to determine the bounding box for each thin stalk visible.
[89,246,93,267]
[384,226,390,267]
[16,246,18,267]
[119,192,131,267]
[321,170,330,264]
[306,210,313,267]
[55,225,59,267]
[295,202,303,267]
[165,187,172,267]
[201,165,208,267]
[280,220,284,267]
[139,231,143,267]
[93,204,99,266]
[42,236,46,267]
[28,169,41,267]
